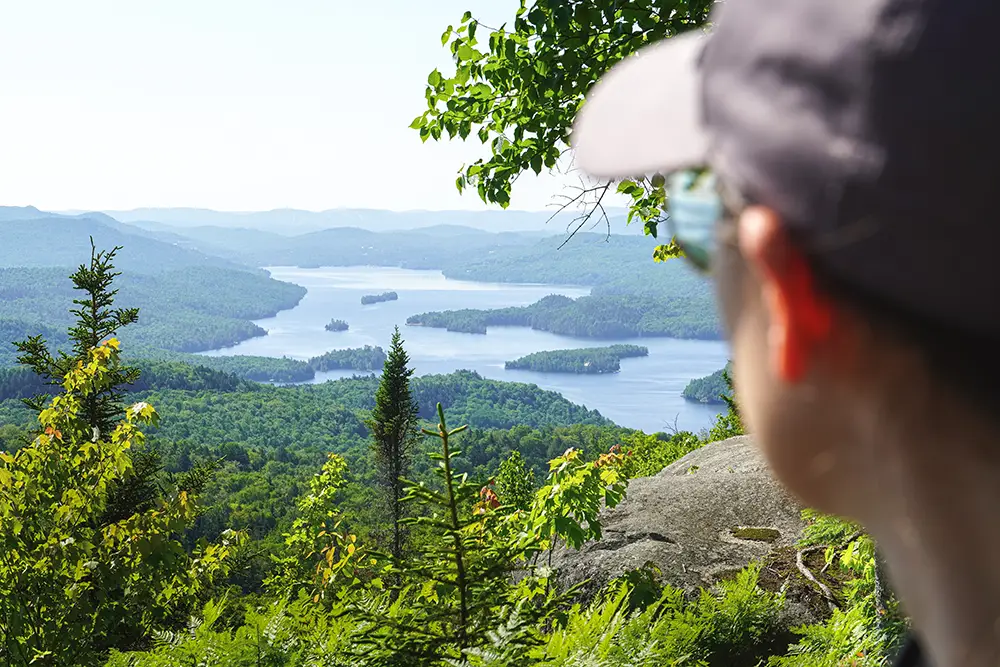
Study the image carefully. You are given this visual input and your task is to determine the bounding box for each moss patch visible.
[731,526,781,542]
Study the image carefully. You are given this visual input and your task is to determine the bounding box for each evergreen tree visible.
[12,239,162,524]
[14,238,140,434]
[365,326,420,563]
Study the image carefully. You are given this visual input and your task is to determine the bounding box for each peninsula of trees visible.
[325,318,349,332]
[361,291,398,305]
[682,363,734,404]
[408,294,720,340]
[505,344,649,374]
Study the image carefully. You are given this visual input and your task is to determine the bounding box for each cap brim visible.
[572,31,708,180]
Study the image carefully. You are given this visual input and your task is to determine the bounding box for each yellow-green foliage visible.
[265,452,370,603]
[0,340,240,666]
[620,431,703,479]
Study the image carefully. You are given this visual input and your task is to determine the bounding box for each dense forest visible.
[360,291,398,304]
[506,344,649,374]
[307,345,386,372]
[408,293,720,339]
[0,265,305,365]
[324,318,349,331]
[683,363,734,404]
[0,366,625,583]
[0,346,391,401]
[0,327,895,666]
[129,349,315,383]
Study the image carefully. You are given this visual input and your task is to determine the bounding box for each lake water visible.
[200,266,731,433]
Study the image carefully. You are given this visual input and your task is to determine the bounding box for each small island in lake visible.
[505,344,649,374]
[324,318,349,332]
[361,291,398,305]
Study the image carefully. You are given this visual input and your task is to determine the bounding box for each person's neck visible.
[862,405,1000,667]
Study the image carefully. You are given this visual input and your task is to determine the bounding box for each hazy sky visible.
[0,1,601,212]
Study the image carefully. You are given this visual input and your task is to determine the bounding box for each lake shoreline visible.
[199,266,729,433]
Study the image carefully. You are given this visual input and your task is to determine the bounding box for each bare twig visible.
[543,181,613,249]
[661,415,681,436]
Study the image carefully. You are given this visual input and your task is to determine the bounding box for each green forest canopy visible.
[0,266,305,365]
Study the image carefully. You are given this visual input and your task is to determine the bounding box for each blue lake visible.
[200,266,731,434]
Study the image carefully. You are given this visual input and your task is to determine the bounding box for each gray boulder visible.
[551,435,809,598]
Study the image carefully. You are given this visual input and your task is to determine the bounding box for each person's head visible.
[572,0,1000,521]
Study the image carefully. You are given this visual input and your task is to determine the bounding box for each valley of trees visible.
[506,344,649,374]
[0,241,905,665]
[408,293,720,339]
[0,264,305,365]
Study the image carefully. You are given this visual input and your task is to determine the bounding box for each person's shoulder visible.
[895,637,926,667]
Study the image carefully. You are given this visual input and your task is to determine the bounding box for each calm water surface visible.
[200,266,730,433]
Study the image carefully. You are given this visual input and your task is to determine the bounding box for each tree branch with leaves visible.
[412,0,712,256]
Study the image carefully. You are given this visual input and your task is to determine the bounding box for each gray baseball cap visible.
[573,0,1000,339]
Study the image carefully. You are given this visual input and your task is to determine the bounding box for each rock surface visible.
[551,435,808,598]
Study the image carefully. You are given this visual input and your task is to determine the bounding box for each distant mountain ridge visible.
[0,208,258,274]
[78,206,638,235]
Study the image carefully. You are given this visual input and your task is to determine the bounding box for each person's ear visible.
[737,206,833,383]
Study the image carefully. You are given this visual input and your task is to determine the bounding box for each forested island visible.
[361,291,398,305]
[683,363,733,404]
[325,318,349,332]
[408,293,720,339]
[506,344,649,374]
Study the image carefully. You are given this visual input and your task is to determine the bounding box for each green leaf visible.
[457,44,479,61]
[412,1,713,221]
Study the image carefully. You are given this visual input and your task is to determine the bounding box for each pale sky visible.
[0,1,605,213]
